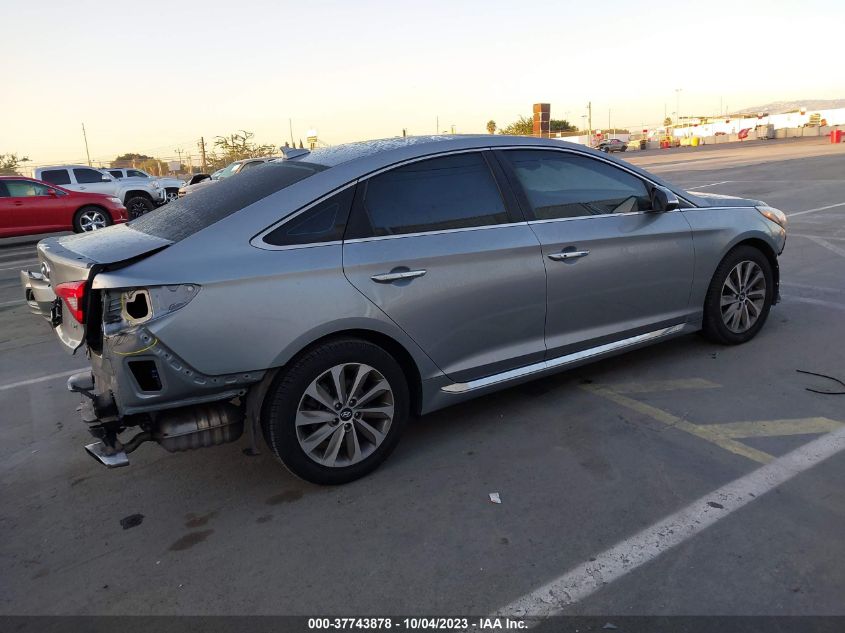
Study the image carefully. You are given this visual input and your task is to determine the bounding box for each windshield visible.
[215,162,242,180]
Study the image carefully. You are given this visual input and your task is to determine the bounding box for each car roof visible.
[36,164,105,171]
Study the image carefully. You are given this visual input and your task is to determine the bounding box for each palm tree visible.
[486,120,497,135]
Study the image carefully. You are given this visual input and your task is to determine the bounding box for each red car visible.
[0,176,128,238]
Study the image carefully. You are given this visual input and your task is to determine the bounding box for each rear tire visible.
[702,245,774,345]
[73,206,112,233]
[261,338,409,485]
[125,195,154,219]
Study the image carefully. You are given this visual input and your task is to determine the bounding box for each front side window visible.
[354,152,509,237]
[5,180,53,197]
[263,187,354,246]
[73,168,110,184]
[40,169,71,186]
[240,160,267,172]
[502,150,650,219]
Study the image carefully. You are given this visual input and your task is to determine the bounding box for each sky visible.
[2,0,844,166]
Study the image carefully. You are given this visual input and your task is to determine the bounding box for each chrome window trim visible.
[250,181,358,251]
[441,324,686,394]
[344,221,529,244]
[526,209,680,225]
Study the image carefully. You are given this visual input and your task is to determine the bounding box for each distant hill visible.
[735,99,845,115]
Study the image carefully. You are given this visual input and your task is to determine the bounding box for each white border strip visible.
[497,425,845,618]
[787,201,845,218]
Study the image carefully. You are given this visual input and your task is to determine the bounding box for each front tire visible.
[262,338,409,485]
[125,195,154,219]
[702,245,774,345]
[73,206,112,233]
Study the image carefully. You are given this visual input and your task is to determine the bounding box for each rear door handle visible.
[371,269,427,283]
[548,250,590,261]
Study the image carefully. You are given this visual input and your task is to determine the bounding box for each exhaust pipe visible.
[84,402,244,467]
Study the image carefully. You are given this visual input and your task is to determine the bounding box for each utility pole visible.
[436,115,439,135]
[289,119,295,147]
[198,137,208,173]
[174,147,184,167]
[675,88,682,135]
[82,123,91,166]
[587,102,592,145]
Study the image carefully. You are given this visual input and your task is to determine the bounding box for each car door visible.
[2,179,69,234]
[72,167,116,195]
[0,181,19,237]
[342,150,547,383]
[495,148,695,359]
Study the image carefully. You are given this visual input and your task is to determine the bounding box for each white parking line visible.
[0,299,25,308]
[784,296,845,312]
[0,369,84,393]
[496,425,845,618]
[787,201,845,218]
[795,234,845,259]
[0,260,38,272]
[684,180,731,189]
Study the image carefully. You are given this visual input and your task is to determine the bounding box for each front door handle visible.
[548,250,590,261]
[371,269,427,283]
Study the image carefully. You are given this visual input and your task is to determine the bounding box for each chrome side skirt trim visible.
[441,324,685,394]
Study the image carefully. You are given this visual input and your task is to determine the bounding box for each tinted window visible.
[264,187,354,246]
[129,161,326,242]
[356,152,508,237]
[109,170,124,179]
[0,182,9,197]
[40,169,71,185]
[127,170,147,178]
[503,150,650,219]
[74,168,109,184]
[5,180,52,197]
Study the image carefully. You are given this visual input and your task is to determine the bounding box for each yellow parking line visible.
[711,418,843,438]
[581,385,774,464]
[607,378,721,394]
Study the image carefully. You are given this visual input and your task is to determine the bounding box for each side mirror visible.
[47,189,57,198]
[651,186,680,212]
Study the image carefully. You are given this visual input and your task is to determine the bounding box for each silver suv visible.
[21,135,787,484]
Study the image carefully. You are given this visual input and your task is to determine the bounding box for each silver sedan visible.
[21,135,787,484]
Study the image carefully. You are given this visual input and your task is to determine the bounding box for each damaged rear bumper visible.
[75,327,265,467]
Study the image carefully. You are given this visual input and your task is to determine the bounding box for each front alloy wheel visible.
[79,209,108,231]
[720,260,766,333]
[702,245,774,345]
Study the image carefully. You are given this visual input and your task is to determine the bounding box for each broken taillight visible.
[54,280,87,323]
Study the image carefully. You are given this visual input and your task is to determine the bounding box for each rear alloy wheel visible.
[125,195,154,219]
[262,338,409,485]
[702,245,774,345]
[73,206,111,232]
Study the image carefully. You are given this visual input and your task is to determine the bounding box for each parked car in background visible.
[597,138,627,153]
[34,165,165,218]
[177,157,277,197]
[0,176,126,238]
[20,135,786,485]
[105,168,184,204]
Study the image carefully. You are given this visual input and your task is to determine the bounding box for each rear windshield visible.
[127,161,327,242]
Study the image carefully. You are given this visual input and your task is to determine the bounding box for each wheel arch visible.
[123,189,154,202]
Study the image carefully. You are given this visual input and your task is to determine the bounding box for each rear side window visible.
[502,150,651,219]
[263,187,354,246]
[351,152,508,237]
[109,170,124,179]
[129,161,327,242]
[127,169,147,178]
[40,169,71,185]
[74,168,109,184]
[5,180,52,196]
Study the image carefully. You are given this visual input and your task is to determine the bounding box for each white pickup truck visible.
[34,165,166,218]
[104,168,184,204]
